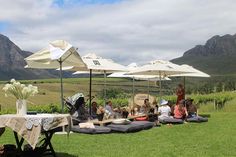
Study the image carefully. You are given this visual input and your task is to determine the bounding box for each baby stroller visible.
[64,93,89,124]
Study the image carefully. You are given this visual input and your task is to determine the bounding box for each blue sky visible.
[0,0,236,65]
[0,21,8,32]
[53,0,122,7]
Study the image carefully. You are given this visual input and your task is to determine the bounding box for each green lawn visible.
[1,112,236,157]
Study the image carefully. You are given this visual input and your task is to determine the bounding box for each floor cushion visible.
[132,121,154,130]
[187,116,208,123]
[107,122,143,133]
[112,119,131,125]
[71,125,111,134]
[160,117,184,124]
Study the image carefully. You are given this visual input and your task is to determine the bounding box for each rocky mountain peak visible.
[0,34,56,80]
[183,34,236,57]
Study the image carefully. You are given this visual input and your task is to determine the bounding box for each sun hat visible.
[186,98,194,102]
[160,99,168,106]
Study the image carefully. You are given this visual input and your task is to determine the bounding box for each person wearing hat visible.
[157,100,184,124]
[185,98,208,122]
[157,99,172,123]
[173,99,188,119]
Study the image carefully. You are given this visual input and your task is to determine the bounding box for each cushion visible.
[132,121,154,130]
[160,117,184,124]
[187,116,208,123]
[135,116,148,121]
[71,125,111,134]
[79,122,95,129]
[107,122,143,133]
[112,119,131,125]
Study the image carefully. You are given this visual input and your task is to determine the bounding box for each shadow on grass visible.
[56,152,78,157]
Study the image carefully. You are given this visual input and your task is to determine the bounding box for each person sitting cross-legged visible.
[185,98,208,123]
[91,101,98,119]
[158,100,183,124]
[173,99,188,120]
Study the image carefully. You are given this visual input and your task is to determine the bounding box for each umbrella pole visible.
[104,70,107,105]
[89,69,92,116]
[159,71,162,100]
[59,59,64,113]
[184,76,186,99]
[148,79,150,99]
[132,76,135,105]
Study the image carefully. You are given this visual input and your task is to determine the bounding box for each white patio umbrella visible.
[127,60,191,98]
[25,40,87,112]
[108,63,171,99]
[70,53,127,115]
[169,64,210,98]
[170,64,210,77]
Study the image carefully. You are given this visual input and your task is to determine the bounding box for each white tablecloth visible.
[0,114,71,149]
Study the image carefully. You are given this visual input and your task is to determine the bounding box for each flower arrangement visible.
[2,79,38,100]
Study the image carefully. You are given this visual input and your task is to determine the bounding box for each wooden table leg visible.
[40,131,56,157]
[13,131,24,152]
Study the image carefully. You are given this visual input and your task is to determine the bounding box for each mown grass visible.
[0,78,236,156]
[0,112,235,157]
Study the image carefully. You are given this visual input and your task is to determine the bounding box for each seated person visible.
[158,100,171,121]
[91,101,98,119]
[185,98,208,122]
[168,101,175,116]
[113,107,122,118]
[121,107,129,118]
[139,99,150,114]
[158,99,183,124]
[152,100,159,114]
[105,100,114,118]
[173,99,188,120]
[96,106,105,121]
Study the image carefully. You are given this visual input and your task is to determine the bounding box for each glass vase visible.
[16,99,27,115]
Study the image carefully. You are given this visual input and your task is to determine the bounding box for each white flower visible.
[13,82,21,87]
[10,79,16,83]
[2,79,38,100]
[2,84,10,91]
[22,87,28,94]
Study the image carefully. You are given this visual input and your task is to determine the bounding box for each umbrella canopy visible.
[108,71,171,81]
[108,62,171,80]
[127,60,191,98]
[82,53,127,72]
[25,40,85,69]
[170,64,210,77]
[127,60,190,76]
[63,53,127,73]
[108,63,171,104]
[71,53,127,115]
[25,40,86,112]
[169,64,210,99]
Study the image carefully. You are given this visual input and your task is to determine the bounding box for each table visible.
[90,114,147,126]
[0,114,71,157]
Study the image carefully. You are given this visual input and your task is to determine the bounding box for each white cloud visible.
[1,0,236,65]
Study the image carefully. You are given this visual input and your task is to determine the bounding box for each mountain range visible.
[172,34,236,75]
[0,33,236,80]
[0,34,60,80]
